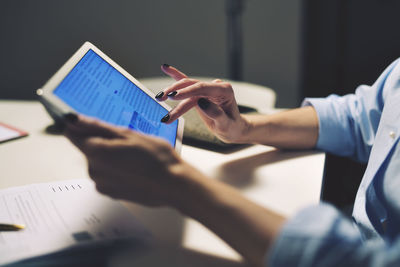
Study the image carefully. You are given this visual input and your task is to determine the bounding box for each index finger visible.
[168,82,234,101]
[161,64,188,81]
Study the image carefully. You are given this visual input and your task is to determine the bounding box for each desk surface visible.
[0,100,325,266]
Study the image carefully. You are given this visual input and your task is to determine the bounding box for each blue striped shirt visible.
[268,59,400,266]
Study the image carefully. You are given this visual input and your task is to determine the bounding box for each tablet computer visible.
[37,42,184,152]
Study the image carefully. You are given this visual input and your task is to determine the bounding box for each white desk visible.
[0,100,325,266]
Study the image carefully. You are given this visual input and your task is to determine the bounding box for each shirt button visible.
[389,131,396,139]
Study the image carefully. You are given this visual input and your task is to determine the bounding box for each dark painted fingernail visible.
[161,113,170,123]
[198,98,210,110]
[162,63,170,68]
[155,91,164,99]
[64,113,78,124]
[167,91,177,97]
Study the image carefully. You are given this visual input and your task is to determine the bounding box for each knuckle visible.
[221,82,233,90]
[186,78,198,83]
[181,78,191,83]
[198,82,207,90]
[221,83,234,94]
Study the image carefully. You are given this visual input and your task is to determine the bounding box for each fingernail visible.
[198,98,210,110]
[64,113,78,124]
[162,63,170,68]
[155,91,164,99]
[167,91,177,97]
[161,113,170,123]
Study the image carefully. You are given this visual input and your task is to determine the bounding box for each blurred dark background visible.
[301,0,400,212]
[2,0,400,211]
[0,0,300,107]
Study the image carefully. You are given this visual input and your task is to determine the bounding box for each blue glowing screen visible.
[53,49,177,146]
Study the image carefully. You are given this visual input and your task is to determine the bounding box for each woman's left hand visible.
[64,115,201,207]
[63,115,286,267]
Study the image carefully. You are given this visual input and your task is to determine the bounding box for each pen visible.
[0,223,25,231]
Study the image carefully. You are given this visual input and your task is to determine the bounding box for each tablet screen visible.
[53,49,178,146]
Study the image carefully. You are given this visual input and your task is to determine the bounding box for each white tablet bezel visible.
[39,41,184,153]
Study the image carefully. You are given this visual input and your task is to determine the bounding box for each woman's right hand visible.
[156,64,251,144]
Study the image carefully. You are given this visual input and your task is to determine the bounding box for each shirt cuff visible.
[301,97,344,153]
[266,203,362,267]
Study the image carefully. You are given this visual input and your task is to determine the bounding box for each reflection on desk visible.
[0,100,325,266]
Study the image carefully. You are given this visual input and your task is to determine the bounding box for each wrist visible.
[235,114,256,144]
[167,162,214,215]
[170,166,237,222]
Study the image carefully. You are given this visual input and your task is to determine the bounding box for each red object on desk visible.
[0,122,28,143]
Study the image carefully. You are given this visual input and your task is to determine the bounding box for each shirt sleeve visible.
[301,59,399,163]
[267,203,400,267]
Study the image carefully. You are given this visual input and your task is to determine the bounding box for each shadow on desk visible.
[122,203,185,246]
[217,149,317,188]
[5,241,248,267]
[112,244,249,267]
[183,137,250,154]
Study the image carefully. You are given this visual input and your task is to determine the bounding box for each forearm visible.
[240,106,319,149]
[175,166,286,266]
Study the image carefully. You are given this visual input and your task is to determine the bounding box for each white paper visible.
[0,179,150,265]
[0,124,21,142]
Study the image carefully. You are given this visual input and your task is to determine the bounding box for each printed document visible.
[0,179,150,265]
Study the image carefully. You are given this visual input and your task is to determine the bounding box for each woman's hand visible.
[156,64,250,143]
[63,114,286,266]
[63,115,203,208]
